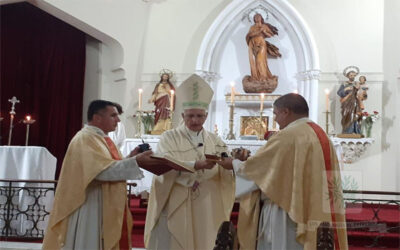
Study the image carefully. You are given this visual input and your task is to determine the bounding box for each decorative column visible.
[195,70,221,131]
[296,69,321,122]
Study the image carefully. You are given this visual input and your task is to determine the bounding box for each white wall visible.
[11,0,398,190]
[382,0,400,191]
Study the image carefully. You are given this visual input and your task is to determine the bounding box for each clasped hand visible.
[194,159,215,170]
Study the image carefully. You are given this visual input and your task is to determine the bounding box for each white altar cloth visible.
[0,146,56,181]
[0,146,56,237]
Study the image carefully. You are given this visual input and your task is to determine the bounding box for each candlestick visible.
[138,89,143,111]
[324,89,330,112]
[324,111,330,134]
[258,111,264,140]
[23,115,36,146]
[230,81,235,104]
[8,96,20,145]
[168,110,174,130]
[226,104,236,140]
[170,90,175,111]
[134,110,143,138]
[260,93,265,112]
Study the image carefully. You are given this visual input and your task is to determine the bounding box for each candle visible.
[324,89,330,112]
[260,93,265,112]
[230,81,235,104]
[170,90,175,111]
[138,89,143,110]
[26,115,31,121]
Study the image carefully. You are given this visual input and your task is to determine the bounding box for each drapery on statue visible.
[242,13,281,93]
[337,66,368,134]
[148,69,175,135]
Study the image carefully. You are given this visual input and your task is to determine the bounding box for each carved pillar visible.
[195,70,221,131]
[296,70,321,121]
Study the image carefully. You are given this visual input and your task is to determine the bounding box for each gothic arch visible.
[196,0,320,120]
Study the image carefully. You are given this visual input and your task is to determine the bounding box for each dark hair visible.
[253,13,265,24]
[273,93,309,115]
[113,102,123,115]
[87,100,116,121]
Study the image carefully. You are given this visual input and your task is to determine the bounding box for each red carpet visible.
[130,198,400,249]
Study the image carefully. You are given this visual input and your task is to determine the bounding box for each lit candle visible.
[230,81,235,104]
[324,89,330,112]
[260,93,265,112]
[138,88,143,111]
[23,114,36,146]
[170,89,175,111]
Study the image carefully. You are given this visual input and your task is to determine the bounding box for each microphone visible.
[198,143,203,147]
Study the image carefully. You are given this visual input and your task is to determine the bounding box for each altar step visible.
[345,203,400,249]
[129,197,400,249]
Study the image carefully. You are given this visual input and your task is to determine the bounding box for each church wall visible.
[34,0,397,190]
[82,36,101,124]
[382,0,400,192]
[42,0,151,134]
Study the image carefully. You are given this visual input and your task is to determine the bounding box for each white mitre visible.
[172,74,213,127]
[177,74,213,110]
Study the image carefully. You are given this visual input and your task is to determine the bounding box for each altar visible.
[0,146,56,238]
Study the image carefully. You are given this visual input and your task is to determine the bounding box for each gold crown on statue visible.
[342,66,360,77]
[159,68,174,80]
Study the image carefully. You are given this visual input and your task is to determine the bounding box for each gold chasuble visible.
[238,119,348,250]
[42,126,132,250]
[144,124,235,249]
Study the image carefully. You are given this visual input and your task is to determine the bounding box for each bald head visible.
[273,93,309,129]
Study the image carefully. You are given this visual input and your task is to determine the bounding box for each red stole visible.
[307,122,341,250]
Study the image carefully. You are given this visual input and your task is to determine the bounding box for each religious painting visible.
[240,116,269,136]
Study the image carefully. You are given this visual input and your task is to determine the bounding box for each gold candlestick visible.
[168,109,174,130]
[324,111,330,134]
[134,110,143,138]
[23,115,36,146]
[258,111,264,140]
[226,104,235,140]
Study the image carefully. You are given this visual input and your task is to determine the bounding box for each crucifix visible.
[8,96,20,145]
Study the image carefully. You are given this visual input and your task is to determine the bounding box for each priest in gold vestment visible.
[219,93,348,250]
[43,100,162,250]
[145,74,235,250]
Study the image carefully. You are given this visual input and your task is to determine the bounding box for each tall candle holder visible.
[324,111,330,134]
[226,104,236,140]
[0,117,3,145]
[258,111,264,140]
[168,109,174,130]
[134,110,143,138]
[23,115,36,146]
[8,96,20,145]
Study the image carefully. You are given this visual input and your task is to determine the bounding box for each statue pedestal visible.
[331,137,374,164]
[242,75,278,93]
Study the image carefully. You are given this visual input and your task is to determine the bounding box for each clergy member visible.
[144,74,235,250]
[43,100,163,250]
[108,102,126,149]
[218,93,348,250]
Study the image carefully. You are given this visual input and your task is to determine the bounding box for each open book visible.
[205,154,222,162]
[149,154,195,176]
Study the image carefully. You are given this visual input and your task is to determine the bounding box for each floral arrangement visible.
[141,111,155,134]
[361,111,379,137]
